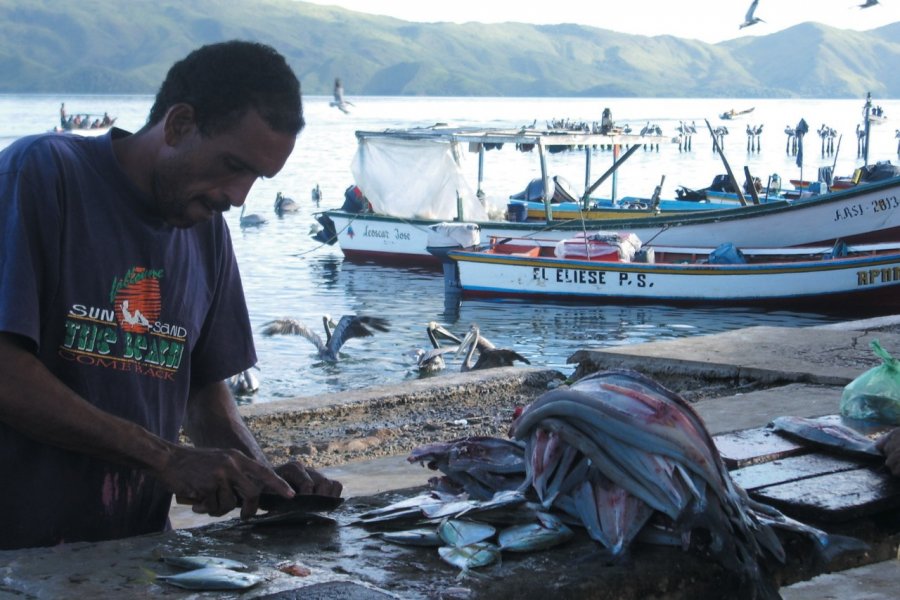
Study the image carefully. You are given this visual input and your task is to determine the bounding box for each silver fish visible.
[497,513,573,552]
[378,529,443,547]
[161,555,248,571]
[438,542,501,570]
[156,567,262,590]
[769,415,882,459]
[438,519,497,547]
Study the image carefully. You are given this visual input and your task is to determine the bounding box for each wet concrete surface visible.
[3,316,900,599]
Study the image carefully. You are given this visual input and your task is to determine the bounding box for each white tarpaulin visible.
[350,136,489,221]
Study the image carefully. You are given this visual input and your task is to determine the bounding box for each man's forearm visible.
[183,380,270,466]
[0,333,177,473]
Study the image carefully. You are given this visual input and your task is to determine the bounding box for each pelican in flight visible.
[274,191,299,216]
[408,321,463,374]
[227,366,260,397]
[329,77,354,114]
[456,323,530,372]
[261,315,389,361]
[239,204,267,227]
[739,0,764,28]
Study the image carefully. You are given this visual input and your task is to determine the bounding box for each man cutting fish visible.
[0,41,341,550]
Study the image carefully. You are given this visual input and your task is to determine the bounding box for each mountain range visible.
[0,0,897,98]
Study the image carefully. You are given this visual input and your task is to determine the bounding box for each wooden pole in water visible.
[536,138,553,222]
[705,119,747,206]
[582,143,640,205]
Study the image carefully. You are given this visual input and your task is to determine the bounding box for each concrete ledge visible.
[239,366,563,424]
[568,325,900,386]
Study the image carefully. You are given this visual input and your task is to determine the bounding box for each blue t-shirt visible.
[0,130,257,549]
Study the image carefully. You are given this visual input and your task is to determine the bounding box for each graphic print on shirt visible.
[59,266,186,381]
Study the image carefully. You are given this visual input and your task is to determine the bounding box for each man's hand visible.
[876,428,900,476]
[163,445,294,520]
[266,461,343,503]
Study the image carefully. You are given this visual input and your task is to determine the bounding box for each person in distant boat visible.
[877,429,900,476]
[0,40,341,551]
[59,102,66,128]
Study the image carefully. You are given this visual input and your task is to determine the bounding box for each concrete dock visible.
[2,316,900,598]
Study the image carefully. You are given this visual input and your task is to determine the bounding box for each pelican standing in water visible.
[408,321,463,374]
[262,315,389,361]
[457,323,530,371]
[239,204,267,227]
[329,78,354,114]
[274,191,299,215]
[739,0,765,29]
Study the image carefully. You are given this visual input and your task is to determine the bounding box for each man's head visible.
[147,40,303,137]
[134,41,302,228]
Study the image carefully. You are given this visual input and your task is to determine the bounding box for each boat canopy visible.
[350,135,488,221]
[350,125,671,221]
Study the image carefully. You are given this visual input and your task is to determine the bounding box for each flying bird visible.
[457,323,530,372]
[227,366,261,396]
[261,315,389,361]
[739,0,765,28]
[329,78,354,114]
[859,0,879,8]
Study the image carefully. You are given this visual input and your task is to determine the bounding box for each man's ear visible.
[163,104,197,145]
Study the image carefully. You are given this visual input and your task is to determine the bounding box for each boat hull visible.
[322,177,900,267]
[447,250,900,308]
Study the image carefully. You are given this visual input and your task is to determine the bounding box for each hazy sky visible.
[302,0,900,44]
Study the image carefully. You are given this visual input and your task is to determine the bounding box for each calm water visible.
[2,94,899,402]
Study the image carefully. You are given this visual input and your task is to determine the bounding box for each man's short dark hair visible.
[147,40,303,136]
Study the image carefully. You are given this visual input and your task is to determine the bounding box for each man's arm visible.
[183,381,343,515]
[0,332,294,519]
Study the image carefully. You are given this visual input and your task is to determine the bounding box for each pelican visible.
[227,366,260,396]
[274,191,299,215]
[739,0,764,29]
[456,323,530,372]
[329,77,354,114]
[261,315,389,361]
[408,322,463,374]
[239,204,267,227]
[859,0,879,8]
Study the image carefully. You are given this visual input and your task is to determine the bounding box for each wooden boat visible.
[50,125,111,137]
[441,235,900,309]
[719,107,755,120]
[313,126,900,267]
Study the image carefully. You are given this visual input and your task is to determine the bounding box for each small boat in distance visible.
[719,107,755,120]
[51,103,116,136]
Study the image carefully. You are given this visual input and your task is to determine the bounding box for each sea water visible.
[1,94,898,401]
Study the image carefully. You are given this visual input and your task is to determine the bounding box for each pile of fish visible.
[356,488,574,571]
[390,369,868,599]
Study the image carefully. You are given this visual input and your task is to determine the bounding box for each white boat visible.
[50,125,112,137]
[441,235,900,309]
[313,126,900,267]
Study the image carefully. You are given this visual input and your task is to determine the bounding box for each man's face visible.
[153,108,296,228]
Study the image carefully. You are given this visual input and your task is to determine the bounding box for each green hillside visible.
[0,0,896,97]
